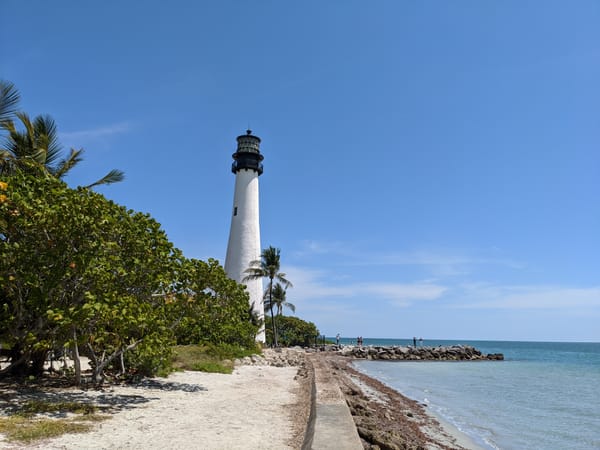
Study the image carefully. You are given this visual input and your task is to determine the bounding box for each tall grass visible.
[171,343,260,374]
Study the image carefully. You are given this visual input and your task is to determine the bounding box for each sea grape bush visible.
[169,258,259,349]
[0,172,258,383]
[266,315,318,347]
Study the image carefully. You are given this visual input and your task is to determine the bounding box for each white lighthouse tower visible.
[224,130,265,343]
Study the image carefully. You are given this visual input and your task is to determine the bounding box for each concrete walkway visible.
[307,354,362,450]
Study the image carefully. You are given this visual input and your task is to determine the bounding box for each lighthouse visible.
[224,130,265,343]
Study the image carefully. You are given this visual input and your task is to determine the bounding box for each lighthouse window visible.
[234,207,238,216]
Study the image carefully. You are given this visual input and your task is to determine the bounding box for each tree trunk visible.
[30,349,47,376]
[269,281,278,347]
[71,327,81,386]
[10,345,26,376]
[0,348,27,378]
[91,339,143,385]
[119,352,125,376]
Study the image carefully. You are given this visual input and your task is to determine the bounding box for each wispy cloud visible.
[60,122,133,145]
[367,283,448,307]
[375,250,524,270]
[285,262,600,314]
[285,265,447,308]
[292,240,524,276]
[455,283,600,309]
[292,240,351,258]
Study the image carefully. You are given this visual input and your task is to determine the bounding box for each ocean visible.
[339,338,600,450]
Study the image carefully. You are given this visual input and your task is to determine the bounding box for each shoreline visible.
[313,352,484,449]
[349,358,485,449]
[427,411,485,450]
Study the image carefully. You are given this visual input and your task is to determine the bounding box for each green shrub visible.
[266,315,319,347]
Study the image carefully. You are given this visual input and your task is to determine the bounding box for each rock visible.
[357,427,403,450]
[336,344,503,362]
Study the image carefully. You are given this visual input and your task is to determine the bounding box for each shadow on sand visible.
[0,377,207,418]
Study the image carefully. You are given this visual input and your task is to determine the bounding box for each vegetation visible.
[0,416,96,443]
[244,246,292,347]
[171,343,258,374]
[265,282,295,317]
[0,399,108,443]
[0,167,258,384]
[0,83,124,188]
[17,400,99,418]
[265,315,319,347]
[0,81,320,392]
[0,80,20,124]
[169,259,260,350]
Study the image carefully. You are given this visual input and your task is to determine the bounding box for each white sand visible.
[6,365,301,450]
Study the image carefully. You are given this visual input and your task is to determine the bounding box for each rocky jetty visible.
[234,346,307,367]
[313,344,504,361]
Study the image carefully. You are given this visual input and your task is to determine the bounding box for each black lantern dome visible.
[231,130,264,175]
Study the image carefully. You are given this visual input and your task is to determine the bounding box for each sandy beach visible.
[0,350,311,450]
[0,349,481,450]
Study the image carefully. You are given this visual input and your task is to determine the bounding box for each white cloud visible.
[60,122,132,145]
[292,240,350,258]
[367,283,448,306]
[286,242,600,315]
[284,265,447,308]
[455,284,600,309]
[291,240,524,276]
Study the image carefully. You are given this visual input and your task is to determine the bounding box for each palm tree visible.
[0,112,124,187]
[263,283,295,346]
[243,246,292,347]
[265,282,296,316]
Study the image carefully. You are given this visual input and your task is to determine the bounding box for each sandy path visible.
[5,365,301,450]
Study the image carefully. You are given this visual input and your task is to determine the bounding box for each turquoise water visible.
[345,339,600,450]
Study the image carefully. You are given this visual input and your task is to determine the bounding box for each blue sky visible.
[2,1,599,342]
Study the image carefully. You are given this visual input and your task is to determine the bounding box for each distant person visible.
[336,333,340,346]
[413,337,417,347]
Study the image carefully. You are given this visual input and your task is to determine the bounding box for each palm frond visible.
[0,81,20,124]
[276,273,293,289]
[15,112,34,141]
[54,148,84,179]
[243,266,265,282]
[33,115,61,166]
[84,169,125,189]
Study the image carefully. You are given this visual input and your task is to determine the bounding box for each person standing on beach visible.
[336,334,340,346]
[413,337,417,347]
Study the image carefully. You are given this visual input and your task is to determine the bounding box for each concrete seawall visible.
[307,353,363,450]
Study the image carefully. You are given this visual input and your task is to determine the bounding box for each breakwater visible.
[312,345,504,361]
